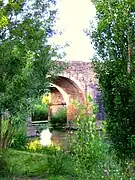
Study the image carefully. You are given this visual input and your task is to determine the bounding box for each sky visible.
[3,0,96,61]
[51,0,96,61]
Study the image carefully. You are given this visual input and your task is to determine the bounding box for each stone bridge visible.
[27,61,104,137]
[51,61,104,120]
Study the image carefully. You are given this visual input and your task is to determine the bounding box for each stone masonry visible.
[51,61,104,120]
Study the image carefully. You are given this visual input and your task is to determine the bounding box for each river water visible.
[51,129,74,148]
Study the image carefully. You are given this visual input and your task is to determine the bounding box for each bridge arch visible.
[59,74,85,93]
[50,61,104,121]
[50,76,85,116]
[51,83,69,105]
[52,76,85,102]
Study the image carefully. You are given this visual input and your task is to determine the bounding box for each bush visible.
[9,122,28,150]
[69,96,135,179]
[51,107,67,127]
[0,153,8,176]
[26,138,62,154]
[70,97,104,178]
[26,138,42,152]
[93,60,135,159]
[1,115,28,149]
[46,148,75,178]
[32,104,48,121]
[25,138,75,177]
[91,0,135,160]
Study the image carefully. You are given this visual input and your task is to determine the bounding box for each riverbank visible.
[1,148,74,180]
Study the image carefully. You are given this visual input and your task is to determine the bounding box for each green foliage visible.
[9,124,27,150]
[4,148,75,179]
[26,138,43,152]
[5,149,48,177]
[91,0,135,159]
[46,149,75,178]
[26,140,75,178]
[51,107,67,127]
[0,153,8,176]
[2,138,135,179]
[31,96,48,121]
[70,97,104,178]
[1,119,8,136]
[0,0,60,114]
[2,115,28,149]
[0,0,64,149]
[32,104,48,121]
[69,97,135,179]
[94,61,135,158]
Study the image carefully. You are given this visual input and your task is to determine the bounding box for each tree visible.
[90,0,135,159]
[0,0,62,148]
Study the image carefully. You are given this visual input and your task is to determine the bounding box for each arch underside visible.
[50,76,85,115]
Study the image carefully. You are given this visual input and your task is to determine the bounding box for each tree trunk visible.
[2,118,11,148]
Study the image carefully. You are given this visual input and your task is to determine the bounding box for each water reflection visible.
[51,129,73,148]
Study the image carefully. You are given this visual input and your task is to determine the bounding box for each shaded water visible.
[29,120,103,147]
[30,122,74,148]
[51,129,73,148]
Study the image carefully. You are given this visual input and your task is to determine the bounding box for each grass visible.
[1,146,135,180]
[1,149,74,180]
[2,135,135,180]
[4,149,48,178]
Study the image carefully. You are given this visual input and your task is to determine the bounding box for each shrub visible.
[32,104,48,121]
[26,138,62,153]
[70,97,104,178]
[69,96,134,179]
[46,148,75,178]
[94,60,135,159]
[51,107,67,127]
[91,0,135,160]
[9,126,28,150]
[1,115,28,149]
[26,138,42,152]
[0,153,8,176]
[9,120,28,150]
